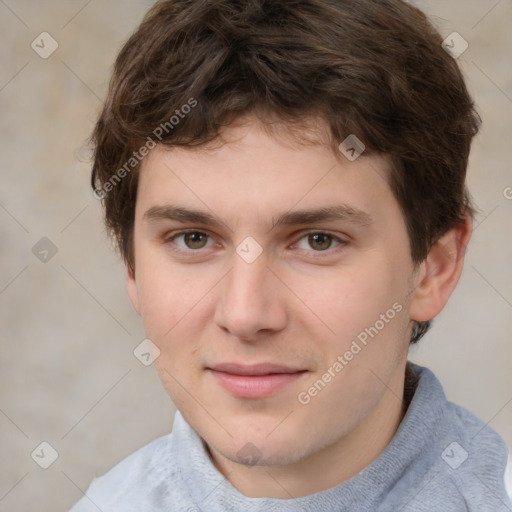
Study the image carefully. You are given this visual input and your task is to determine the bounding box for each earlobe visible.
[409,216,472,322]
[126,265,141,315]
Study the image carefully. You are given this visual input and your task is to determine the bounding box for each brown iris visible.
[183,232,208,249]
[308,233,333,251]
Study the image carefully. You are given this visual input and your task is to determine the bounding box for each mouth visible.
[206,363,308,399]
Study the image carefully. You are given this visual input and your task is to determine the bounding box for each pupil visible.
[309,233,331,251]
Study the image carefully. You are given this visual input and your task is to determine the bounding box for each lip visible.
[206,363,308,399]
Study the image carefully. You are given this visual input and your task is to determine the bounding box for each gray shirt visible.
[70,363,512,511]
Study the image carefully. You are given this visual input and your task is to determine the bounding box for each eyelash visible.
[163,229,348,258]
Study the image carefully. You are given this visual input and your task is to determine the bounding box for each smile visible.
[206,363,308,399]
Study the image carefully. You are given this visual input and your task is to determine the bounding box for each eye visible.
[294,232,342,252]
[171,231,213,250]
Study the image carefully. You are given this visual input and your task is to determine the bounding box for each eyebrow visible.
[142,204,373,229]
[271,205,373,228]
[143,205,217,225]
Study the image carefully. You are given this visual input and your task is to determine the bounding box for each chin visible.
[207,427,311,468]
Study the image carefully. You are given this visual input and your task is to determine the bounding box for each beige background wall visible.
[0,1,510,510]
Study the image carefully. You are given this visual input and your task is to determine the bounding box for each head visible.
[91,0,478,476]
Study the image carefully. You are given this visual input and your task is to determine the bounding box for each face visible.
[127,118,419,471]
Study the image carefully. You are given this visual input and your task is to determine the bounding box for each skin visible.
[126,116,471,498]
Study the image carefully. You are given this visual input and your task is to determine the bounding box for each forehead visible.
[136,117,399,229]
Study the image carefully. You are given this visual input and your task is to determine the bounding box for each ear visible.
[126,264,141,315]
[409,215,472,322]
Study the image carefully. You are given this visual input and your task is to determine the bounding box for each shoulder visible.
[444,400,511,506]
[69,433,178,512]
[408,363,511,509]
[409,363,507,459]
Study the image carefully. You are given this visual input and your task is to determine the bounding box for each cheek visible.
[294,257,406,346]
[135,249,203,330]
[135,253,219,369]
[136,270,178,337]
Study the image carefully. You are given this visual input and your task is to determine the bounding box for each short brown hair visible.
[91,0,480,343]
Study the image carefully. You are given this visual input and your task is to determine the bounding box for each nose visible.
[214,251,288,342]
